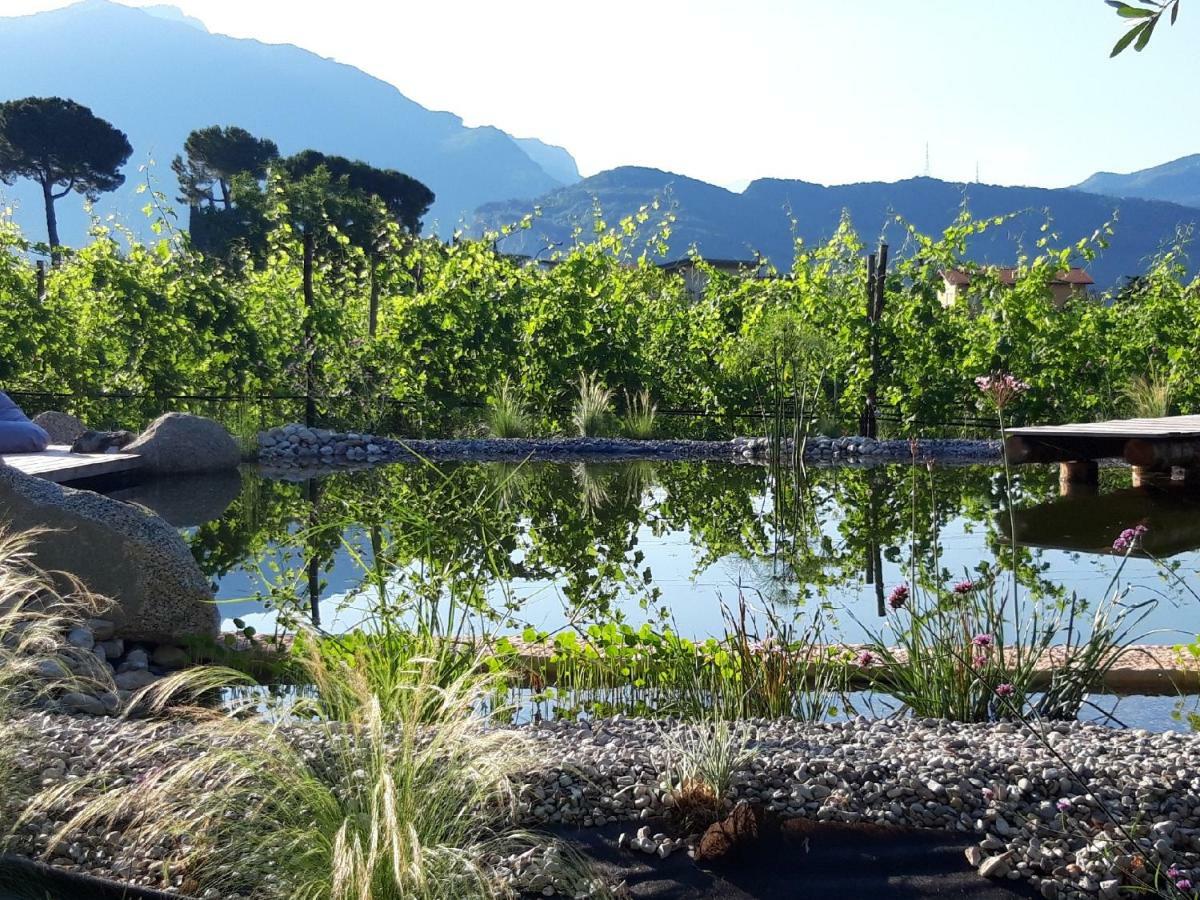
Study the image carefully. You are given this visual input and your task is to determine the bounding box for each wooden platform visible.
[0,444,142,484]
[1006,414,1200,469]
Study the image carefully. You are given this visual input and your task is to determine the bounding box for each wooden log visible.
[1124,438,1200,469]
[1059,460,1098,488]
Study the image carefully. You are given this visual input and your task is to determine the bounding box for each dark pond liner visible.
[0,854,192,900]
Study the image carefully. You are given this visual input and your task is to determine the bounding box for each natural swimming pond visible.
[109,458,1200,648]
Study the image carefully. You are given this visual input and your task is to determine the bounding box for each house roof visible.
[941,266,1094,287]
[658,258,761,274]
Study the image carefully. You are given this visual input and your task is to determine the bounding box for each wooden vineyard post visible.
[859,242,888,439]
[303,230,316,428]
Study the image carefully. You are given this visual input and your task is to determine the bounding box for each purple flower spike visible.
[971,633,994,648]
[1112,523,1149,554]
[888,584,910,610]
[952,579,977,595]
[975,373,1029,410]
[995,683,1015,698]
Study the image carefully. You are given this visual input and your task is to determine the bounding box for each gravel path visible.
[7,713,1195,898]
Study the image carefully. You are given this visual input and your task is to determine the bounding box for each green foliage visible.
[1121,365,1174,417]
[571,371,613,437]
[619,388,657,439]
[485,376,531,438]
[0,197,1197,436]
[1106,0,1181,55]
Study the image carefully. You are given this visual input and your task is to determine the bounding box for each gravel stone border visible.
[7,712,1199,899]
[255,424,1001,471]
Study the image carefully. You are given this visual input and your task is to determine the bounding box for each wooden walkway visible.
[0,444,142,484]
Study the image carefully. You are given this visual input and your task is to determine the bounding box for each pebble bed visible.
[7,712,1199,899]
[255,423,1001,469]
[48,618,190,718]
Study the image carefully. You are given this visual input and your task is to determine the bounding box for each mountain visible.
[0,0,577,246]
[477,167,1200,289]
[1075,154,1200,209]
[514,139,580,187]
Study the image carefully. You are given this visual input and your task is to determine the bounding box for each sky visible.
[3,0,1198,190]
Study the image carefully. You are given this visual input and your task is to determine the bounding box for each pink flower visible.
[1177,879,1193,892]
[995,683,1015,698]
[953,579,977,595]
[888,584,910,610]
[1169,867,1181,879]
[975,373,1029,410]
[1055,798,1071,813]
[971,633,994,648]
[972,654,988,669]
[1112,524,1149,554]
[981,787,995,801]
[856,650,876,668]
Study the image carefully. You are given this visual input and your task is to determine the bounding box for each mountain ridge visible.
[1075,154,1200,209]
[0,0,578,245]
[477,167,1200,289]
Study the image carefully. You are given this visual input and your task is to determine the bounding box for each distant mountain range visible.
[477,167,1200,290]
[2,0,1198,288]
[0,0,580,246]
[1075,154,1200,209]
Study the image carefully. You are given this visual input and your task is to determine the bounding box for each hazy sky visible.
[5,0,1197,189]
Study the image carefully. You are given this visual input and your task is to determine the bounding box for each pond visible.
[110,458,1200,648]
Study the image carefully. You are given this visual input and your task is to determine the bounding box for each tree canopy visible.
[171,125,279,209]
[280,150,434,235]
[0,96,132,257]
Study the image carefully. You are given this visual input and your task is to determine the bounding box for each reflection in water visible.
[179,461,1200,645]
[1003,481,1200,558]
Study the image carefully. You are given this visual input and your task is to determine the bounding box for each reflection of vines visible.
[187,459,1073,632]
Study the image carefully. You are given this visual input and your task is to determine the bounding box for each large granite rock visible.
[125,412,240,474]
[31,410,88,445]
[0,465,219,642]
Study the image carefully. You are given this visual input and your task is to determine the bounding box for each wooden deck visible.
[1006,414,1200,470]
[1,444,142,484]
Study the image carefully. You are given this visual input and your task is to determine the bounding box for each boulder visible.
[31,411,88,445]
[0,466,219,643]
[125,413,240,474]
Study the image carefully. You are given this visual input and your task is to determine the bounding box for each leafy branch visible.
[1106,0,1181,55]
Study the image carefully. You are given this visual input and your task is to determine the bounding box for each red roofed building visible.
[938,266,1094,308]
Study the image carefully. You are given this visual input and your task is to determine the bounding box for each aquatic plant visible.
[619,388,657,439]
[484,375,531,439]
[521,594,845,722]
[857,553,1157,723]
